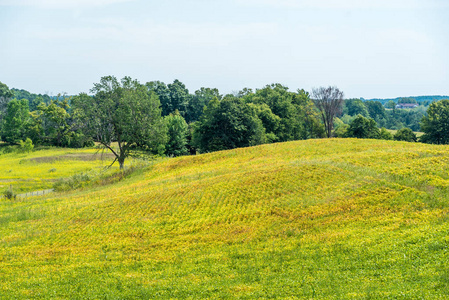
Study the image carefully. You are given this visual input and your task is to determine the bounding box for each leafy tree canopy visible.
[165,110,189,157]
[394,128,417,142]
[0,81,14,125]
[420,99,449,144]
[343,98,369,117]
[168,79,190,117]
[192,96,265,153]
[146,81,171,116]
[186,87,221,123]
[73,76,167,169]
[1,98,30,144]
[345,115,379,139]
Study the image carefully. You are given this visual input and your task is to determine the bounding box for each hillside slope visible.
[1,139,449,299]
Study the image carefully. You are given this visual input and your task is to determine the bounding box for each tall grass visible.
[0,147,119,193]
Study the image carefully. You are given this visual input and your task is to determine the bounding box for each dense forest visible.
[1,78,448,166]
[361,95,449,105]
[339,98,427,132]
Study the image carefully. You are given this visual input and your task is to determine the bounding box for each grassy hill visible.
[1,139,449,299]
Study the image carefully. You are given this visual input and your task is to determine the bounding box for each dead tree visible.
[312,86,344,138]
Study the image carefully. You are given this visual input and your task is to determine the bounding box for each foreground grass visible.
[1,139,449,298]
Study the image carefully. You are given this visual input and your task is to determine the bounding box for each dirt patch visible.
[29,153,116,163]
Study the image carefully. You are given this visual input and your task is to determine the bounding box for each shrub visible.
[379,128,393,140]
[53,172,92,192]
[3,188,16,200]
[19,138,34,153]
[394,128,417,142]
[334,124,349,138]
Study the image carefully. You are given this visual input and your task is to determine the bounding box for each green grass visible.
[0,147,120,193]
[1,139,449,298]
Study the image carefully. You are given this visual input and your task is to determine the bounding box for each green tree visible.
[294,89,325,139]
[343,99,369,117]
[165,111,189,157]
[246,84,323,141]
[312,86,344,138]
[73,76,166,169]
[35,99,71,146]
[364,101,386,120]
[394,128,417,142]
[19,138,34,152]
[1,99,30,144]
[237,87,253,98]
[334,123,349,137]
[379,128,393,140]
[0,81,14,99]
[247,102,281,143]
[192,96,265,153]
[245,84,291,142]
[385,100,396,110]
[146,81,171,116]
[30,96,45,112]
[0,81,14,126]
[186,87,221,123]
[420,99,449,144]
[168,79,190,117]
[345,115,379,139]
[12,88,51,111]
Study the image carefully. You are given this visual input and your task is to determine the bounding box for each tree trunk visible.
[118,156,125,170]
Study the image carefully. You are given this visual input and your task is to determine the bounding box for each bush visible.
[334,124,349,138]
[379,128,393,140]
[1,146,15,154]
[19,138,34,153]
[394,128,417,142]
[53,172,92,192]
[53,163,146,192]
[63,132,95,148]
[3,188,16,200]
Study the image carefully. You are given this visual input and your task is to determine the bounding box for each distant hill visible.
[12,88,52,102]
[361,95,449,104]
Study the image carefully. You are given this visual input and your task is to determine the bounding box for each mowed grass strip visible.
[1,139,449,299]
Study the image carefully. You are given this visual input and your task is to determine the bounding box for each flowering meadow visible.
[0,147,117,194]
[1,139,449,298]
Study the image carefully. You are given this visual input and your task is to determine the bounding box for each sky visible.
[0,0,448,99]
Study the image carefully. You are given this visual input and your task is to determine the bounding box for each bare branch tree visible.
[312,86,344,138]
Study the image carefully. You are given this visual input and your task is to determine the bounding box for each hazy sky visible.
[1,0,448,98]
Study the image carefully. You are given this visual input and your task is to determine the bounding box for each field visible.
[1,139,449,299]
[0,147,118,194]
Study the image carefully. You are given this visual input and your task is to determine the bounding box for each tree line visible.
[340,98,427,131]
[0,78,448,168]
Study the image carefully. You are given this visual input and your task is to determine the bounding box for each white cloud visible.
[0,0,134,9]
